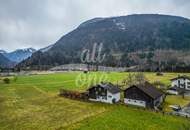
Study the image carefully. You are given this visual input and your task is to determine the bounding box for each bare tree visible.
[134,72,147,85]
[127,73,135,86]
[122,73,135,86]
[122,72,147,86]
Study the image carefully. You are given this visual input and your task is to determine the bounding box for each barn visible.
[88,83,121,104]
[124,82,165,109]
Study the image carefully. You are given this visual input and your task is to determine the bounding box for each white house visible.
[88,83,121,104]
[171,76,190,91]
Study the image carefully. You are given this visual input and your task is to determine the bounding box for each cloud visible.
[0,0,190,51]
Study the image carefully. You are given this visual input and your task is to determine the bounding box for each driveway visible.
[185,91,190,96]
[172,102,190,118]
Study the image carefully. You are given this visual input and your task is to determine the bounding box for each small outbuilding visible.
[88,83,121,104]
[166,87,184,95]
[171,75,190,91]
[124,82,165,109]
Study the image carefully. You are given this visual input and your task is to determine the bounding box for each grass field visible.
[0,72,190,130]
[67,105,190,130]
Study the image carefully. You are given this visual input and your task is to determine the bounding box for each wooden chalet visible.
[124,82,165,109]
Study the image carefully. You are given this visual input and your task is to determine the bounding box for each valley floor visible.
[0,72,190,130]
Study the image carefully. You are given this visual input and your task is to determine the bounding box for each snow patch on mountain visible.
[112,19,126,30]
[39,45,53,53]
[116,22,126,30]
[0,50,7,54]
[79,18,105,28]
[16,48,36,53]
[4,48,36,63]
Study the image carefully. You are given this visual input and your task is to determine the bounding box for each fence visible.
[59,89,89,100]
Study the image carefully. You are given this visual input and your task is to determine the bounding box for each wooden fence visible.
[59,89,89,100]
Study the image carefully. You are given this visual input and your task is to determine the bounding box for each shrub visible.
[152,81,166,89]
[13,76,18,82]
[156,72,164,76]
[3,78,10,84]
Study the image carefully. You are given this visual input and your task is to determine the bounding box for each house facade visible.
[166,87,183,95]
[171,76,190,91]
[124,82,165,109]
[88,83,121,104]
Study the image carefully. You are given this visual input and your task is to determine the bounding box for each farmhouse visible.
[124,82,165,109]
[171,76,190,91]
[88,83,121,104]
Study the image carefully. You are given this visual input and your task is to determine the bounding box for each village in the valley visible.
[59,70,190,118]
[1,1,190,129]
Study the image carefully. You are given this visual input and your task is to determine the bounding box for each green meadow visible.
[0,72,190,130]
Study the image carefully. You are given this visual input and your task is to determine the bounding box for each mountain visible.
[39,44,53,53]
[4,48,36,63]
[17,14,190,71]
[0,53,14,68]
[0,50,7,54]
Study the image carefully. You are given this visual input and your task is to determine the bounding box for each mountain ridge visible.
[3,48,36,63]
[0,50,7,54]
[17,14,190,71]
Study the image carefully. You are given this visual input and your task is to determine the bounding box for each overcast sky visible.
[0,0,190,52]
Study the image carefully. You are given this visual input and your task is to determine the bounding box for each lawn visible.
[0,72,190,130]
[67,105,190,130]
[163,95,190,112]
[0,84,106,130]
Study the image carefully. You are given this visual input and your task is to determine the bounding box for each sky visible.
[0,0,190,52]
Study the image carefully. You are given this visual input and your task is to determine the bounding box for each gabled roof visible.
[100,83,121,94]
[171,75,190,81]
[89,83,121,94]
[125,82,165,99]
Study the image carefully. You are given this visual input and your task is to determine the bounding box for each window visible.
[178,80,180,86]
[102,92,106,96]
[180,83,185,88]
[108,95,112,98]
[155,101,159,106]
[102,96,106,99]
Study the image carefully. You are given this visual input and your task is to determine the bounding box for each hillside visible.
[0,53,13,68]
[18,14,190,71]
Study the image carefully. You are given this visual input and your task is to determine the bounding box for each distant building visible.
[124,82,165,109]
[166,87,184,95]
[171,76,190,91]
[88,83,121,104]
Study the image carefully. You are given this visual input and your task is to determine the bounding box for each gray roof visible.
[126,82,165,99]
[99,83,121,94]
[171,75,190,81]
[137,82,165,99]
